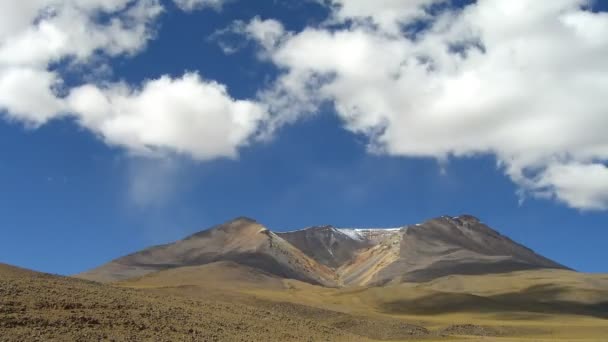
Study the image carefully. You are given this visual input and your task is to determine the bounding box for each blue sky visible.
[0,0,607,275]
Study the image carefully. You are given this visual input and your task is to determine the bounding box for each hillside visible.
[3,262,607,341]
[0,263,368,341]
[77,217,337,286]
[369,215,566,284]
[77,215,568,287]
[119,262,608,341]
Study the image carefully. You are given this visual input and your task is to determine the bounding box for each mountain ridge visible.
[76,215,568,286]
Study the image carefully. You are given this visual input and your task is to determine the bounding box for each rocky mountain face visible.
[77,217,337,286]
[276,226,375,268]
[368,215,565,284]
[77,215,567,287]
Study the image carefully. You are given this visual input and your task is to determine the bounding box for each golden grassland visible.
[121,263,608,341]
[2,261,607,341]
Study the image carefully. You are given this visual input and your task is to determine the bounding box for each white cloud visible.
[0,1,163,68]
[68,73,267,160]
[0,0,268,161]
[172,0,227,12]
[247,0,608,210]
[0,0,163,124]
[245,17,286,52]
[0,67,66,124]
[209,16,285,55]
[2,0,607,211]
[533,163,608,211]
[324,0,445,35]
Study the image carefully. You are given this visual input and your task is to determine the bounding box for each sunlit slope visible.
[0,263,365,341]
[121,261,291,290]
[369,215,567,285]
[348,270,608,318]
[78,215,569,289]
[77,217,337,286]
[119,262,608,341]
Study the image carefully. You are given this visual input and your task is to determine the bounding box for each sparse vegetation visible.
[3,217,607,341]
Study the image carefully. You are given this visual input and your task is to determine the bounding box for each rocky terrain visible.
[0,263,369,341]
[2,214,608,341]
[77,215,567,287]
[77,218,337,286]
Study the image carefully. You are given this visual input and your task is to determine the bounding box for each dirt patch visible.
[330,317,429,340]
[0,265,365,341]
[440,323,501,336]
[230,297,430,340]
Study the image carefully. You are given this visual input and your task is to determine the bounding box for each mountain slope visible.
[0,263,366,342]
[276,226,374,268]
[278,215,567,286]
[77,217,337,286]
[367,215,567,284]
[121,261,290,290]
[77,215,568,287]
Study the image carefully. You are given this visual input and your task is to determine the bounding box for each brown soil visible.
[3,262,608,341]
[439,324,501,337]
[0,264,366,341]
[223,297,430,340]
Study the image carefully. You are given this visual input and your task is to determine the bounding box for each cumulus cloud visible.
[532,163,608,211]
[245,0,608,210]
[0,0,267,160]
[0,1,163,68]
[68,73,267,160]
[172,0,227,12]
[0,0,163,126]
[2,0,607,211]
[323,0,445,35]
[209,16,285,55]
[0,67,66,124]
[244,17,286,52]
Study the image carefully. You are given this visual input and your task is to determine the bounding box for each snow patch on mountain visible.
[336,228,403,242]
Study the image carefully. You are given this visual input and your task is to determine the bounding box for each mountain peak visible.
[214,216,265,234]
[456,214,481,223]
[306,225,336,231]
[228,216,258,224]
[186,216,264,240]
[77,215,568,286]
[425,214,482,226]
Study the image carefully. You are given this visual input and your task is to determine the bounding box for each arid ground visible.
[3,217,608,341]
[2,261,608,341]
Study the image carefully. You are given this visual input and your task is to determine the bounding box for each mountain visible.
[363,215,566,284]
[77,217,337,286]
[76,215,567,287]
[276,225,376,268]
